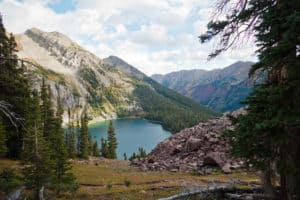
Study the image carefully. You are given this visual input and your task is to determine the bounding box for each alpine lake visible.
[88,118,171,159]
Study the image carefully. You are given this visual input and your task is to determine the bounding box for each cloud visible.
[0,0,257,75]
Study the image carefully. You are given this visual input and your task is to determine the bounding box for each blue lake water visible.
[89,118,171,159]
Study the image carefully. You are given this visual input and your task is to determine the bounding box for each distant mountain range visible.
[151,61,255,112]
[14,28,218,132]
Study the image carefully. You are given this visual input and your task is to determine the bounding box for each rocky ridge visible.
[132,109,246,174]
[151,62,255,112]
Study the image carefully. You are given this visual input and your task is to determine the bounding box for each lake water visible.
[89,118,171,159]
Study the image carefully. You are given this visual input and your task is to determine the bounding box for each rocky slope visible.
[151,62,255,112]
[16,28,137,122]
[132,109,245,174]
[14,28,218,130]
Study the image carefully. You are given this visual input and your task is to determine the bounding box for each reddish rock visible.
[131,109,245,174]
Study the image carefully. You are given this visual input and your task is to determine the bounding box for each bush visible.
[106,182,112,190]
[124,178,131,187]
[0,169,21,194]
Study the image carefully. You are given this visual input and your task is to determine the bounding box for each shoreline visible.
[88,115,167,128]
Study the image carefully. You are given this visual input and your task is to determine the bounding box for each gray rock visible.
[185,138,202,152]
[222,163,232,174]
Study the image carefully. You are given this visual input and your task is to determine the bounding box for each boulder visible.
[203,152,226,167]
[185,138,202,152]
[222,163,232,173]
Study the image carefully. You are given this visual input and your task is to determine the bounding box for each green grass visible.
[68,158,259,200]
[34,65,67,86]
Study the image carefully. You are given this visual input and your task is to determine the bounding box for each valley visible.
[1,0,299,198]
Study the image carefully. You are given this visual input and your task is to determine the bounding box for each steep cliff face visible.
[16,28,140,123]
[151,62,255,112]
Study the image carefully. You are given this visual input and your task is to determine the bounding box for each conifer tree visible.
[40,81,56,139]
[67,108,76,158]
[0,15,30,158]
[200,0,300,198]
[92,141,100,157]
[107,121,117,159]
[76,116,81,155]
[22,91,52,199]
[123,153,127,161]
[0,117,7,157]
[50,95,78,195]
[88,132,93,156]
[79,112,89,159]
[100,138,109,158]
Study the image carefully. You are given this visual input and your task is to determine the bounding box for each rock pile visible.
[132,109,245,174]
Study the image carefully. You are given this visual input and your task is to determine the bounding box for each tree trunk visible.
[285,131,300,200]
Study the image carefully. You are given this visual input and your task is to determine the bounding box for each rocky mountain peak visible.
[25,27,76,49]
[103,55,146,79]
[21,28,103,72]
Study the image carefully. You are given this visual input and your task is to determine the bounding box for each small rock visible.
[222,163,232,174]
[170,168,178,172]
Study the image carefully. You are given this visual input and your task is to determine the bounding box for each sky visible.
[1,0,257,75]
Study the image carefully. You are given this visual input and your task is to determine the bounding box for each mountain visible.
[103,55,146,79]
[151,61,255,112]
[15,28,219,132]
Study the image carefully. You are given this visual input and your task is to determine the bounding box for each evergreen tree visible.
[0,117,7,157]
[129,152,137,162]
[138,147,147,158]
[79,112,89,159]
[40,81,56,139]
[50,95,78,195]
[76,116,81,155]
[22,91,52,199]
[92,141,100,157]
[67,108,76,158]
[123,153,127,161]
[88,132,93,156]
[0,15,30,158]
[200,0,300,198]
[100,138,109,158]
[107,121,117,159]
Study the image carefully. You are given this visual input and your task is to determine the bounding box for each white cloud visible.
[0,0,257,75]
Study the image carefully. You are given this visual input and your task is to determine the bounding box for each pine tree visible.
[22,91,52,199]
[50,95,78,195]
[0,117,7,157]
[200,0,300,198]
[123,153,127,161]
[92,141,100,157]
[40,81,56,139]
[0,15,31,158]
[88,132,93,156]
[107,121,117,159]
[79,112,89,159]
[67,108,76,158]
[100,138,109,158]
[76,116,81,155]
